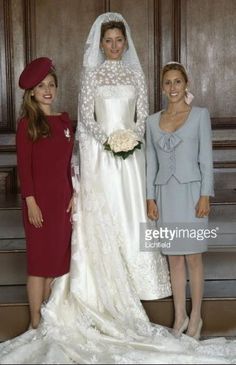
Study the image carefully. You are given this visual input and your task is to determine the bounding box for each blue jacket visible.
[146,106,214,199]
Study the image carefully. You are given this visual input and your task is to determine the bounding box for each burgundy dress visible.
[16,112,74,277]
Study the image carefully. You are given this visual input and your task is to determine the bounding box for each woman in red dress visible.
[16,57,74,328]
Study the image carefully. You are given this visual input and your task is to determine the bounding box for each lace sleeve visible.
[79,70,108,144]
[134,71,148,139]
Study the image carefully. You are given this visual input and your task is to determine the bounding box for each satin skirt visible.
[71,130,171,302]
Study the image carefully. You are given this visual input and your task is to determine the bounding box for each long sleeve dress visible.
[74,59,171,300]
[16,112,73,276]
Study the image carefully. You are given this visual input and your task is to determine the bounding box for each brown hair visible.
[100,21,127,41]
[161,63,188,85]
[20,71,58,141]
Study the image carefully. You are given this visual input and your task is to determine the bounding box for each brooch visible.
[64,128,71,141]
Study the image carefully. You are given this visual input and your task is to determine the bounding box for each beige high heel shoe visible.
[192,318,203,340]
[175,316,189,336]
[186,318,203,340]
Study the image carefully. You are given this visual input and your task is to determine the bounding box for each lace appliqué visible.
[79,60,148,144]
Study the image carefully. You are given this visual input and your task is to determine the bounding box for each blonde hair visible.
[20,71,58,141]
[161,63,188,85]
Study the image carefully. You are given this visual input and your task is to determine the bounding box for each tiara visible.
[102,12,123,24]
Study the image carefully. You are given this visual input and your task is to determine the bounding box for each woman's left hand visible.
[195,196,210,218]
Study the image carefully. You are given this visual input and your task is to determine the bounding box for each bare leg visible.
[27,276,45,329]
[43,277,54,302]
[185,253,204,336]
[168,255,188,330]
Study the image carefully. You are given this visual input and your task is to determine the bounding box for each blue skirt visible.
[156,176,208,255]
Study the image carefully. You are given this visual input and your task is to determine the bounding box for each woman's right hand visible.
[26,196,43,228]
[147,199,159,220]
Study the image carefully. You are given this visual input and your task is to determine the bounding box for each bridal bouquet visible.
[104,129,142,160]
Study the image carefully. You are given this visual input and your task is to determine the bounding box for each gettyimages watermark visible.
[139,221,236,253]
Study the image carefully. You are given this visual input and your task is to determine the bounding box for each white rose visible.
[108,129,140,153]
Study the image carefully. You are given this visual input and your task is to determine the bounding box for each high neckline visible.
[103,60,124,69]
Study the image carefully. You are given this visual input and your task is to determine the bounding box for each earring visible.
[101,48,104,54]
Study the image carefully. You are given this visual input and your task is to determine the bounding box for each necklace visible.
[165,109,190,119]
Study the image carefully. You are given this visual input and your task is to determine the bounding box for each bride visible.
[0,12,235,364]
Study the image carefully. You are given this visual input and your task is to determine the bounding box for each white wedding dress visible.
[0,60,235,364]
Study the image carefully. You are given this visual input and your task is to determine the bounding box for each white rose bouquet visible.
[104,129,142,160]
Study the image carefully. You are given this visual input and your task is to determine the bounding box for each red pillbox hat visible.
[19,57,55,89]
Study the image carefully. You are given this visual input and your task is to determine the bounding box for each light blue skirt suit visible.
[146,106,214,255]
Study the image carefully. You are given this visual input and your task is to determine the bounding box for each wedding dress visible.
[0,58,236,365]
[74,59,172,301]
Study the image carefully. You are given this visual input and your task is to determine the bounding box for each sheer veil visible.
[71,12,143,193]
[83,12,143,72]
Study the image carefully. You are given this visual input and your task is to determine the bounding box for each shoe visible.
[175,316,189,336]
[192,318,203,340]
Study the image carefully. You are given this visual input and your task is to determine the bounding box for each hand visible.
[147,199,159,220]
[26,196,43,228]
[67,194,78,223]
[66,197,73,214]
[195,196,210,218]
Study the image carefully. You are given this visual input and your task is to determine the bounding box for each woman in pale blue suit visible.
[146,62,214,340]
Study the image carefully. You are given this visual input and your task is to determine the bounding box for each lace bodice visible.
[79,60,148,144]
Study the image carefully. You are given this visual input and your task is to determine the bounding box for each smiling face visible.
[31,73,57,109]
[162,69,188,104]
[100,28,127,61]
